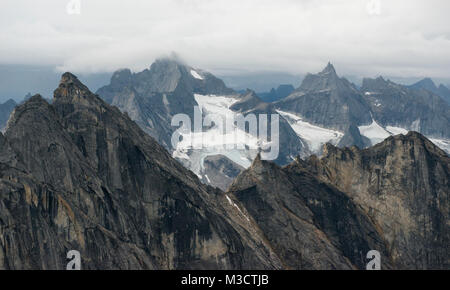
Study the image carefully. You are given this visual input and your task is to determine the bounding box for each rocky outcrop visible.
[409,78,450,105]
[276,63,372,131]
[227,154,394,270]
[202,155,245,191]
[258,84,295,103]
[297,132,450,269]
[362,77,450,139]
[0,99,16,131]
[96,58,234,149]
[0,73,284,270]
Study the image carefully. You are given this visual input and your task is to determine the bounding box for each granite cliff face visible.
[258,84,295,103]
[0,74,448,269]
[0,99,16,131]
[297,132,449,269]
[227,131,449,269]
[276,63,372,131]
[229,89,306,165]
[362,77,450,139]
[97,60,307,190]
[97,58,233,149]
[409,78,450,105]
[228,155,394,270]
[0,73,283,269]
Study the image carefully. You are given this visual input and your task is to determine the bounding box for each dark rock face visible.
[297,132,450,269]
[276,63,372,131]
[229,90,306,164]
[337,124,371,149]
[362,77,450,138]
[0,73,283,270]
[258,84,295,103]
[228,155,394,270]
[409,78,450,105]
[0,99,16,131]
[97,58,234,149]
[0,73,448,270]
[230,90,265,112]
[203,155,245,191]
[438,84,450,104]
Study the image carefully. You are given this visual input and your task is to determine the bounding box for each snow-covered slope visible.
[358,119,391,145]
[276,110,344,153]
[172,94,261,180]
[428,138,450,153]
[358,119,450,154]
[190,69,204,80]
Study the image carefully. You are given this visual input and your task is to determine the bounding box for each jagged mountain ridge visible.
[0,73,284,269]
[96,58,233,149]
[276,63,372,131]
[276,63,450,154]
[228,154,394,269]
[0,99,16,131]
[96,60,450,191]
[258,84,295,103]
[408,78,450,105]
[228,131,449,269]
[0,72,448,269]
[97,59,306,190]
[295,132,449,269]
[361,76,450,138]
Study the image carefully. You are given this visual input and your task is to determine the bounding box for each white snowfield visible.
[190,69,204,80]
[358,119,391,145]
[276,110,344,153]
[358,119,450,154]
[173,94,450,184]
[429,138,450,153]
[172,94,262,179]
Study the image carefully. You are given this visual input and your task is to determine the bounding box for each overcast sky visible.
[1,0,449,80]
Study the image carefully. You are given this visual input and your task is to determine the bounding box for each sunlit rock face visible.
[296,132,450,269]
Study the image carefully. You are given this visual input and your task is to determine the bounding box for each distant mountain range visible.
[93,58,450,190]
[1,59,449,192]
[257,84,295,102]
[0,72,447,269]
[408,77,450,105]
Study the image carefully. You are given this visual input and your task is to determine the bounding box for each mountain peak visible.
[414,77,437,90]
[110,69,133,87]
[54,72,100,107]
[408,77,442,95]
[153,54,188,69]
[58,72,90,93]
[230,89,265,112]
[361,76,389,91]
[298,62,341,92]
[320,62,336,75]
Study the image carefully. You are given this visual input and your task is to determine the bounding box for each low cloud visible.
[0,0,449,79]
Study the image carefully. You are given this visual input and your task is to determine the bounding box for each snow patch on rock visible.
[276,110,344,153]
[190,69,204,80]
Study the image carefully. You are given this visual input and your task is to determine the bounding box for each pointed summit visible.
[361,76,389,91]
[53,73,108,119]
[409,77,439,94]
[230,89,265,112]
[320,62,337,75]
[298,62,341,92]
[54,72,91,101]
